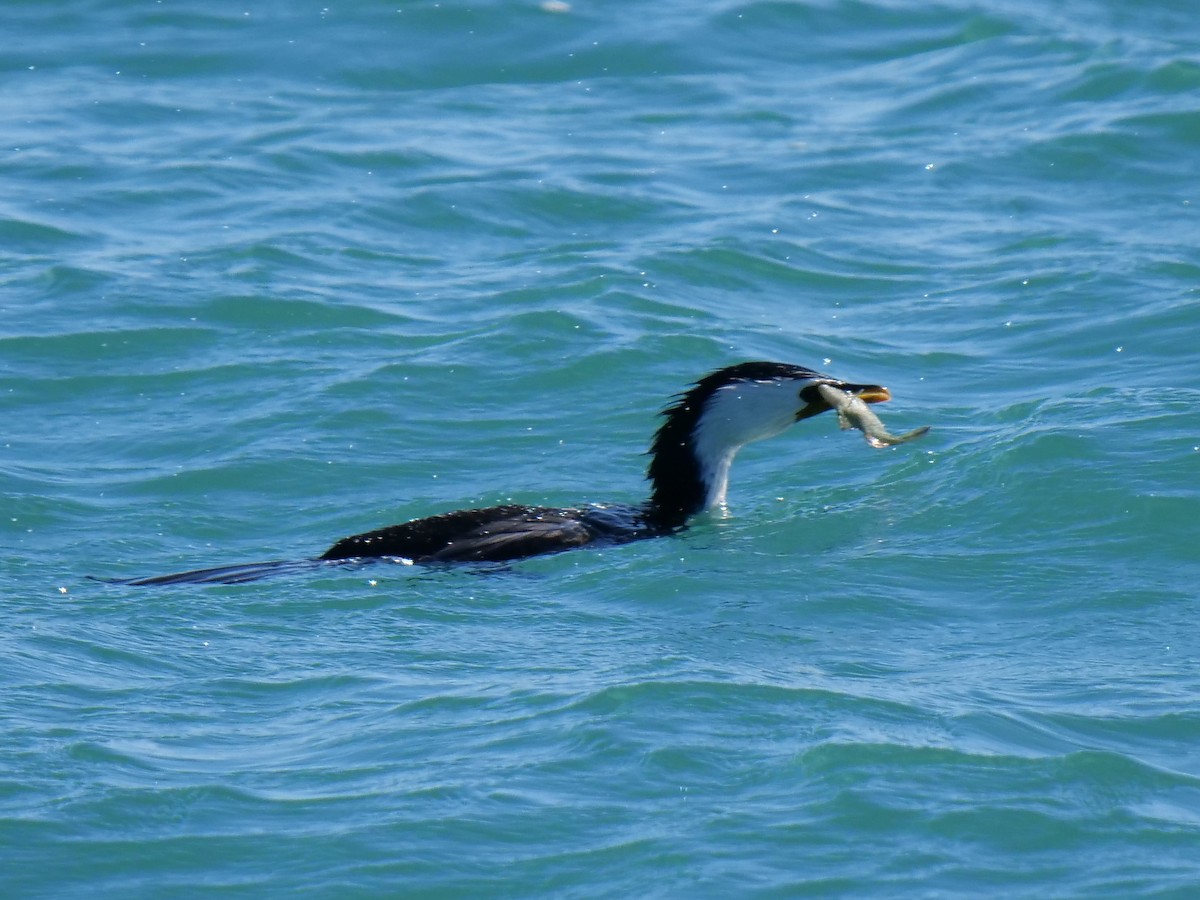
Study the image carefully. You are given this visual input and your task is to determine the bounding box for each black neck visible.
[643,391,707,529]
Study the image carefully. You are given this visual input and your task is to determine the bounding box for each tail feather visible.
[90,558,325,586]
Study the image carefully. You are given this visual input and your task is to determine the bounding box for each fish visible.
[816,383,931,449]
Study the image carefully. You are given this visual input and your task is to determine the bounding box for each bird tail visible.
[89,558,325,586]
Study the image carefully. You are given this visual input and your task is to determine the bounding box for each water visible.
[3,0,1199,895]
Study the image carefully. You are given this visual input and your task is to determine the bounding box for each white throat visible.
[691,379,803,510]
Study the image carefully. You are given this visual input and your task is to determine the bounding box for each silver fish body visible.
[816,383,930,449]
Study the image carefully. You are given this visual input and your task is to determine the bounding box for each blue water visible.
[4,0,1200,896]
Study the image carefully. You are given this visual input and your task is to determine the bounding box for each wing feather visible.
[320,505,597,563]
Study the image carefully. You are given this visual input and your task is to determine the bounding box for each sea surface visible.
[3,0,1199,896]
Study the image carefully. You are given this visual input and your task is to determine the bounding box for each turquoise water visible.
[4,0,1200,895]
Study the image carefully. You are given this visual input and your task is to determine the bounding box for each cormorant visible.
[105,361,905,585]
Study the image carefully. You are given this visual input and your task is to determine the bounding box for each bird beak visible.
[844,383,891,404]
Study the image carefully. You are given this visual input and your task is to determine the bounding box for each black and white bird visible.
[106,361,895,585]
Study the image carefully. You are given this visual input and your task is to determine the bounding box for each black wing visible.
[319,505,597,563]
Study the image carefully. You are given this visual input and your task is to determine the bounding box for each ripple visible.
[4,0,1200,895]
